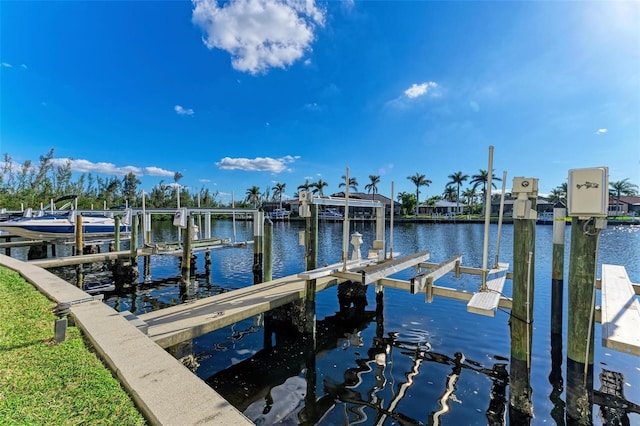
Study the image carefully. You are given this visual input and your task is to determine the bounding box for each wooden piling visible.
[509,213,535,418]
[75,214,84,288]
[264,217,273,282]
[130,214,139,267]
[566,217,598,424]
[549,203,566,396]
[304,204,318,338]
[252,211,264,285]
[181,215,192,285]
[114,216,121,252]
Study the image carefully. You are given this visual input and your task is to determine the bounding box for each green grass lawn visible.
[0,266,146,425]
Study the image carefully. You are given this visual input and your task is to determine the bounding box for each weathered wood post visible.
[130,213,139,267]
[549,202,566,397]
[181,215,192,285]
[304,204,318,337]
[565,166,608,425]
[75,213,84,288]
[114,216,121,252]
[509,177,538,420]
[566,217,598,424]
[4,236,10,256]
[264,216,273,282]
[252,211,264,285]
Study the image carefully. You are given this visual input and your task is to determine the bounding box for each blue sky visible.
[1,0,639,204]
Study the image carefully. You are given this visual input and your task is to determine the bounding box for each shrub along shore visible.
[0,266,146,425]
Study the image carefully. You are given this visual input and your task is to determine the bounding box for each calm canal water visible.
[37,220,640,424]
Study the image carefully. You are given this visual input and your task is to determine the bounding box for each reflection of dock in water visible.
[205,307,509,425]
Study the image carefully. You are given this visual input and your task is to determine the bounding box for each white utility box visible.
[512,177,538,195]
[173,208,188,228]
[567,167,608,217]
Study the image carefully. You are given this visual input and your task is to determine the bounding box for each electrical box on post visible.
[567,167,608,217]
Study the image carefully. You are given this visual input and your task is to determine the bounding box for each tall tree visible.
[273,182,286,209]
[462,187,478,214]
[245,186,261,208]
[365,175,380,200]
[339,175,358,192]
[443,185,456,202]
[122,172,141,206]
[407,173,431,217]
[470,169,501,216]
[447,171,469,214]
[609,178,638,213]
[312,179,329,197]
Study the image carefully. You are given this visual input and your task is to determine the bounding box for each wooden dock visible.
[600,264,640,356]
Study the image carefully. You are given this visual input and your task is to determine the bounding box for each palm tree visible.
[609,179,638,214]
[297,179,312,199]
[245,185,261,208]
[462,187,478,215]
[273,182,286,209]
[470,169,501,216]
[365,174,381,200]
[447,171,468,214]
[443,185,456,202]
[311,179,329,197]
[548,187,565,205]
[339,175,358,192]
[407,173,432,217]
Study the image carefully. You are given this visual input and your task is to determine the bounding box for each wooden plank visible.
[410,254,462,295]
[139,274,343,348]
[466,263,509,317]
[297,258,376,280]
[601,264,640,356]
[28,248,154,268]
[356,251,430,285]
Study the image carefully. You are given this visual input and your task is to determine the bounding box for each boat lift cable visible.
[584,219,601,387]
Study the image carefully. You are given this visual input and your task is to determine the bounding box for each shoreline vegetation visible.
[0,266,146,425]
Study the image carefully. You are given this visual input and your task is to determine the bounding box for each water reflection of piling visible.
[566,217,599,424]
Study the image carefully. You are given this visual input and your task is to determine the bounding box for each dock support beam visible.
[566,217,598,425]
[509,214,535,419]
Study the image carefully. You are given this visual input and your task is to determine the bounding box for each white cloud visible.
[595,128,608,135]
[174,105,194,115]
[52,158,142,176]
[47,158,176,177]
[469,101,480,112]
[216,155,299,172]
[404,82,438,99]
[192,0,325,74]
[144,166,175,177]
[199,178,212,183]
[20,64,27,69]
[1,62,12,68]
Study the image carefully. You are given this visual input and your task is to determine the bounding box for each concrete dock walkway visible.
[0,254,252,425]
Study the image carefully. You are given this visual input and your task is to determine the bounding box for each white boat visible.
[0,195,130,241]
[269,209,291,220]
[318,208,344,220]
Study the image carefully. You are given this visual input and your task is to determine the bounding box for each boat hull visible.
[0,216,128,241]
